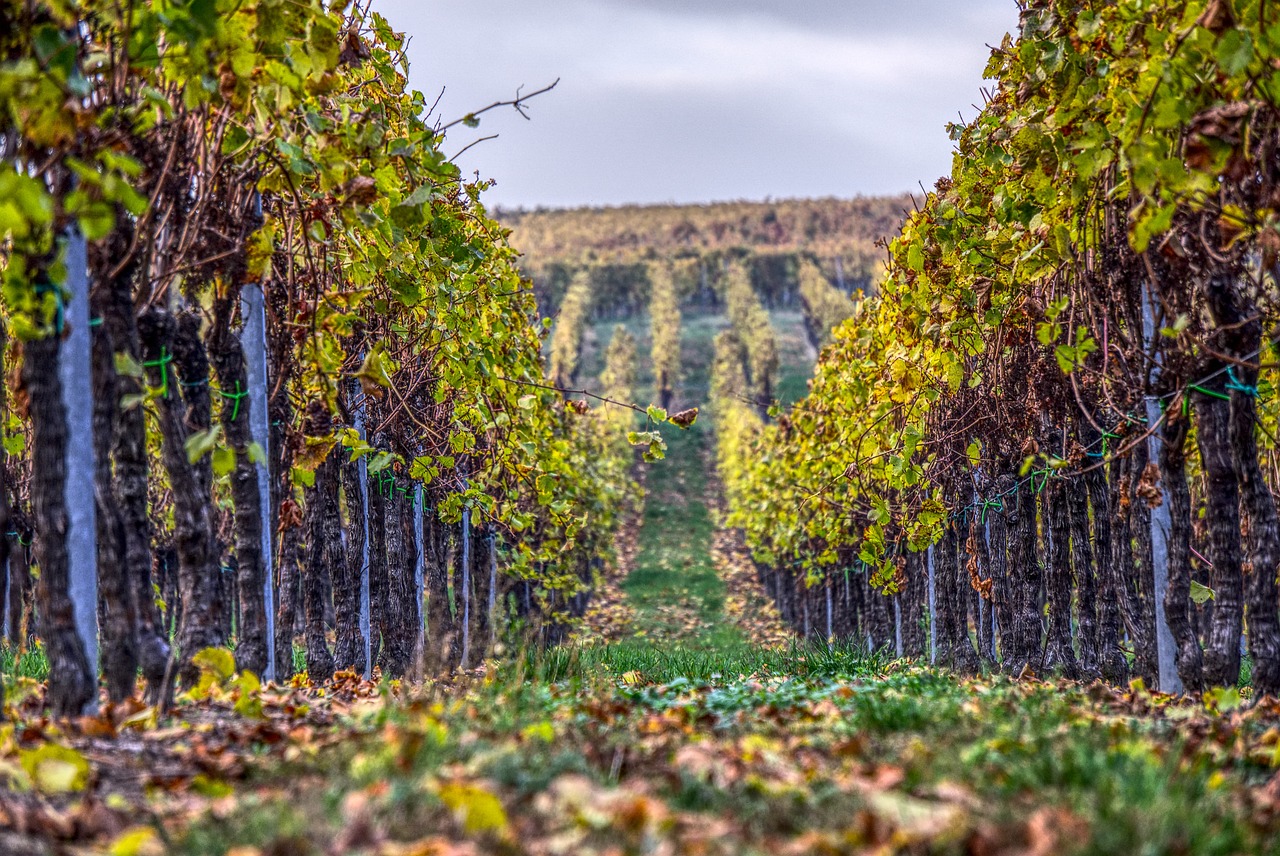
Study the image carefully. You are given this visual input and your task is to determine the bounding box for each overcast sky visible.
[372,1,1021,209]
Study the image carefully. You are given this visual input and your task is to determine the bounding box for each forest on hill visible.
[498,196,911,316]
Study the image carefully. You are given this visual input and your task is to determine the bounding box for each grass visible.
[525,637,889,684]
[621,420,743,650]
[0,643,49,684]
[769,309,816,408]
[670,311,732,410]
[605,308,735,648]
[616,308,813,651]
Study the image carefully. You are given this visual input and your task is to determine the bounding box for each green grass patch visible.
[769,309,815,408]
[525,637,887,685]
[1,643,49,684]
[622,421,743,649]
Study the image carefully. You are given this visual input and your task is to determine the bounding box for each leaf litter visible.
[4,650,1280,854]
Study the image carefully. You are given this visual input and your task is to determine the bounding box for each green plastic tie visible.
[34,280,65,335]
[142,348,173,397]
[216,381,249,422]
[980,498,1004,524]
[1189,383,1230,402]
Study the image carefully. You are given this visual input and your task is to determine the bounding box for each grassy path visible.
[584,309,814,651]
[621,422,746,649]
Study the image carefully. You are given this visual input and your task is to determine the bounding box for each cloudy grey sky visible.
[373,1,1021,209]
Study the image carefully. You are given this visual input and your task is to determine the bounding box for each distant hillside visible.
[497,196,913,317]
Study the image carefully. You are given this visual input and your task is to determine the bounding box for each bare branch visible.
[439,78,560,134]
[450,134,499,162]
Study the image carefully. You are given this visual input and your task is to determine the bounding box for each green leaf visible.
[2,434,23,456]
[907,244,924,272]
[75,201,116,241]
[1055,344,1076,374]
[1217,29,1253,75]
[1161,313,1190,337]
[1189,580,1215,604]
[233,671,264,718]
[212,445,236,477]
[966,439,982,468]
[184,426,222,464]
[1129,199,1176,254]
[108,827,164,856]
[356,348,395,391]
[114,352,145,380]
[520,721,555,742]
[1204,685,1242,713]
[120,393,149,412]
[367,451,396,474]
[399,185,433,209]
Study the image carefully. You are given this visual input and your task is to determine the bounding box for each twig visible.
[450,134,499,162]
[493,375,663,419]
[439,78,560,133]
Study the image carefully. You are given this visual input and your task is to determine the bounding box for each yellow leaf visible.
[192,647,236,683]
[108,826,164,856]
[119,706,158,731]
[20,743,90,794]
[741,733,781,761]
[520,721,555,743]
[438,782,509,836]
[234,671,264,719]
[190,774,234,798]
